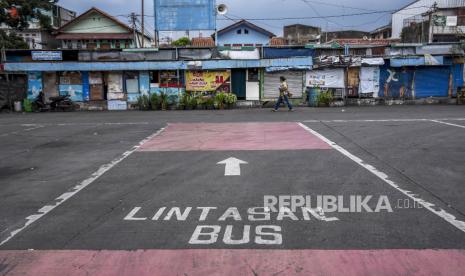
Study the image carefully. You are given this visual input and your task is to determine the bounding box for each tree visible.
[172,37,191,47]
[0,30,28,49]
[0,0,58,30]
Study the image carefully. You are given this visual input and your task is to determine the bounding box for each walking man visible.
[273,76,293,112]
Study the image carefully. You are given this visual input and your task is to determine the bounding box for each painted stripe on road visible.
[298,122,465,233]
[1,249,464,275]
[303,118,465,123]
[430,120,465,129]
[0,127,166,247]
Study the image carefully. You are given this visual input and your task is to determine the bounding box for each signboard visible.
[154,0,216,31]
[186,71,231,92]
[447,16,458,27]
[306,69,345,88]
[433,15,447,27]
[31,51,63,61]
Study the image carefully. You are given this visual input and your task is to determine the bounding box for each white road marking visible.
[0,127,166,247]
[0,125,45,137]
[298,122,465,233]
[430,120,465,129]
[217,157,248,176]
[302,118,465,123]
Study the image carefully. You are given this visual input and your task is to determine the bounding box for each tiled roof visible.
[270,37,287,46]
[191,37,215,47]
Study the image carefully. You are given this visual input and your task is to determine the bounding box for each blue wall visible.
[218,24,271,46]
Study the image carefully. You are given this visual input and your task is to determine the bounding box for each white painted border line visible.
[430,120,465,129]
[0,127,166,247]
[298,122,465,233]
[302,118,465,123]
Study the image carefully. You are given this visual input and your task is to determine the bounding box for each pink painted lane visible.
[139,123,331,151]
[1,249,465,276]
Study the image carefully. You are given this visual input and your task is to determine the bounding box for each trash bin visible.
[14,101,22,112]
[308,87,320,107]
[23,99,33,112]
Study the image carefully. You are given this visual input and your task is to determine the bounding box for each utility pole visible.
[428,2,439,43]
[130,13,138,48]
[141,0,145,48]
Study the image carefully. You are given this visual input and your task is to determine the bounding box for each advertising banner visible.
[306,69,345,88]
[59,85,84,102]
[155,0,216,31]
[360,67,381,97]
[27,72,43,100]
[186,71,231,92]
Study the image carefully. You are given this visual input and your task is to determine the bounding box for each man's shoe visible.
[272,109,277,112]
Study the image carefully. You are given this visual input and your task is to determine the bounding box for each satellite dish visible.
[217,4,228,15]
[363,36,369,40]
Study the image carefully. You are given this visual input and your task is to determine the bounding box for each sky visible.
[58,0,414,39]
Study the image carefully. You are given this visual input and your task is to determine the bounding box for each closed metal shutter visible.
[415,67,450,98]
[264,71,304,99]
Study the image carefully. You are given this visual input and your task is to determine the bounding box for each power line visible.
[300,0,377,12]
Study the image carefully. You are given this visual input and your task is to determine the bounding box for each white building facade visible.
[392,0,465,39]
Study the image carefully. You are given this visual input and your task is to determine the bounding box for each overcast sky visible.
[59,0,414,37]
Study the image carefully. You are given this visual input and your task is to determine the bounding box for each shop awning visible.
[390,55,444,67]
[4,57,313,72]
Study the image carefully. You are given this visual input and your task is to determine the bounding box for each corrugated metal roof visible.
[55,33,133,40]
[5,57,313,72]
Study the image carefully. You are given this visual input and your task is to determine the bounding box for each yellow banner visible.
[186,71,231,92]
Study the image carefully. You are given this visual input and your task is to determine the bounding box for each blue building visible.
[216,20,275,47]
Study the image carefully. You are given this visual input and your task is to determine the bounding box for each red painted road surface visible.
[1,249,465,275]
[139,123,332,151]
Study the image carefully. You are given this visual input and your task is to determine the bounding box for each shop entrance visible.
[232,69,247,100]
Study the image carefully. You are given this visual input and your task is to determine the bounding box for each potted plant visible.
[214,92,226,110]
[317,91,334,107]
[188,94,198,110]
[150,93,160,110]
[178,93,188,110]
[160,92,168,111]
[137,95,150,111]
[205,96,215,110]
[225,93,238,109]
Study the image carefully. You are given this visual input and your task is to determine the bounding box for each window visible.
[244,29,249,34]
[248,68,259,82]
[237,29,242,34]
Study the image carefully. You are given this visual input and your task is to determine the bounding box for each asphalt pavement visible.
[1,105,465,275]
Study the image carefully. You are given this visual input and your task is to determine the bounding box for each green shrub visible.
[137,95,150,111]
[160,92,168,110]
[150,93,160,110]
[215,92,226,109]
[317,91,334,106]
[225,93,238,108]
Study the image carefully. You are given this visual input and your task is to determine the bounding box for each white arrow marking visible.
[217,157,248,176]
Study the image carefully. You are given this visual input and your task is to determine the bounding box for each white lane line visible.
[430,120,465,129]
[302,118,465,123]
[0,127,166,247]
[0,125,45,137]
[298,122,465,233]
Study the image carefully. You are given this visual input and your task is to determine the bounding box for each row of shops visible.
[3,45,465,110]
[23,62,464,109]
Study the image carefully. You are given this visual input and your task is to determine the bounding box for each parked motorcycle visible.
[49,95,78,112]
[32,92,50,112]
[32,92,78,112]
